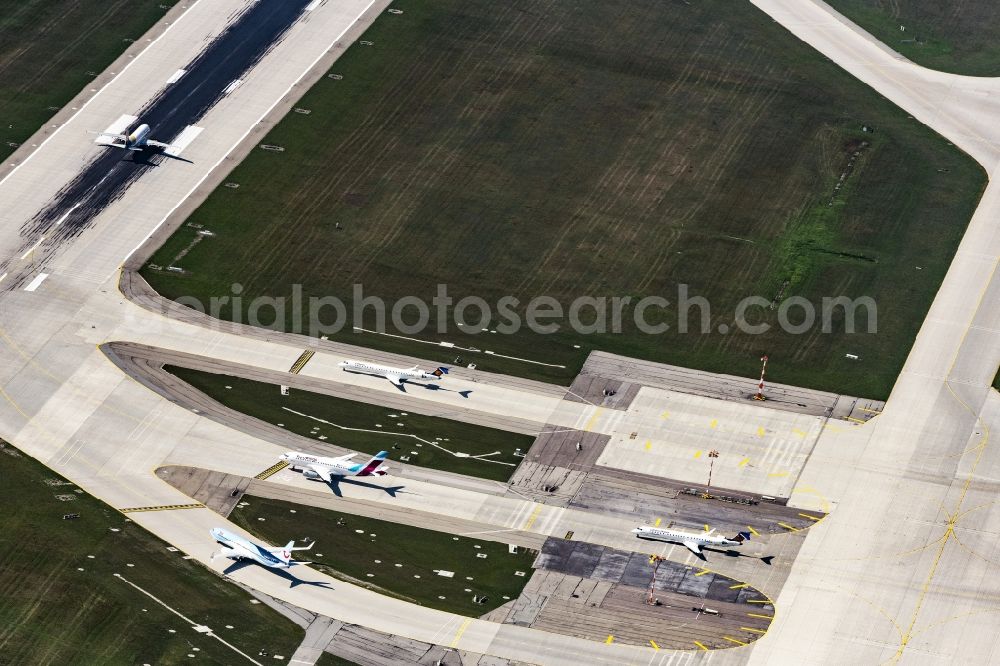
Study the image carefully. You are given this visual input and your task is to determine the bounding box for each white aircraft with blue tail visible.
[210,527,313,569]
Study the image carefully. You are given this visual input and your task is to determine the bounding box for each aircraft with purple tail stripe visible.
[280,450,389,483]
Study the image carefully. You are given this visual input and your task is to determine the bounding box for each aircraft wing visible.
[145,139,177,150]
[386,374,404,385]
[682,540,703,555]
[307,463,335,483]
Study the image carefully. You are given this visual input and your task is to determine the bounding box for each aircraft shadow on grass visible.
[222,560,334,589]
[326,476,407,499]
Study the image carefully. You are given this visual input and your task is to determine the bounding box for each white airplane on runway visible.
[632,525,751,556]
[95,122,178,152]
[210,527,313,569]
[338,359,448,387]
[281,450,390,483]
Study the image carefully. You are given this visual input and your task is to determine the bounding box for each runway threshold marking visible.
[777,522,801,532]
[120,503,205,513]
[694,641,708,651]
[741,626,767,634]
[649,640,660,651]
[605,635,614,644]
[723,636,748,646]
[798,512,821,521]
[448,618,471,648]
[746,525,760,536]
[254,460,289,480]
[288,349,316,374]
[522,504,543,530]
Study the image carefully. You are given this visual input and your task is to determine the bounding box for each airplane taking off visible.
[632,525,751,556]
[339,359,448,387]
[210,527,313,569]
[95,123,178,152]
[281,450,389,483]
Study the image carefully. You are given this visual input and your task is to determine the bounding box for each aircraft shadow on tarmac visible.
[326,477,407,498]
[124,147,194,166]
[222,560,333,589]
[697,546,775,566]
[342,370,472,398]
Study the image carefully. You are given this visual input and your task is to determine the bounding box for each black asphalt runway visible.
[6,0,314,281]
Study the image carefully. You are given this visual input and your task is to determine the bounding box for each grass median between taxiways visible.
[0,440,302,664]
[825,0,1000,76]
[230,494,537,617]
[143,0,987,399]
[168,365,533,483]
[0,0,171,160]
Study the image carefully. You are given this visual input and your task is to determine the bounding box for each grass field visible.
[0,0,171,161]
[143,0,986,399]
[168,366,533,482]
[230,495,537,616]
[0,441,303,665]
[316,653,359,666]
[825,0,1000,76]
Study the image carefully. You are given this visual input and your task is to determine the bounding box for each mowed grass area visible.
[317,653,359,666]
[0,442,302,664]
[143,0,986,399]
[826,0,1000,76]
[0,0,171,161]
[168,366,532,482]
[230,495,537,616]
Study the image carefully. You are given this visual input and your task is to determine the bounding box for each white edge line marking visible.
[304,0,322,11]
[23,273,49,292]
[222,79,242,95]
[167,68,187,84]
[0,272,7,283]
[118,0,381,274]
[0,1,202,186]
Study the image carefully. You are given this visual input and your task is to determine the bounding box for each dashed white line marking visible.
[0,272,7,283]
[304,0,322,10]
[20,237,45,259]
[222,79,242,95]
[166,68,186,84]
[23,273,49,292]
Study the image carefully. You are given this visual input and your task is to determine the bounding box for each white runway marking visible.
[19,237,45,259]
[164,125,204,156]
[304,0,322,10]
[94,114,137,145]
[222,79,242,95]
[0,272,7,284]
[23,273,49,292]
[166,68,186,84]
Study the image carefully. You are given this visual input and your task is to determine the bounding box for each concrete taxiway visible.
[0,0,998,664]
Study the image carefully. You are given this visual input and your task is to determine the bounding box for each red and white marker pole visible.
[754,354,769,401]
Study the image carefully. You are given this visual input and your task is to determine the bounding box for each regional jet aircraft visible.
[210,527,313,569]
[339,359,448,387]
[281,450,389,483]
[95,122,178,152]
[632,525,751,555]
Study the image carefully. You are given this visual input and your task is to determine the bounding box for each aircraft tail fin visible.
[733,531,752,544]
[356,451,389,476]
[431,366,449,378]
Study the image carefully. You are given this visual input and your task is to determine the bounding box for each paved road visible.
[0,0,997,664]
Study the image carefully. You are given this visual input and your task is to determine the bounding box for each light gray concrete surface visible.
[0,0,997,664]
